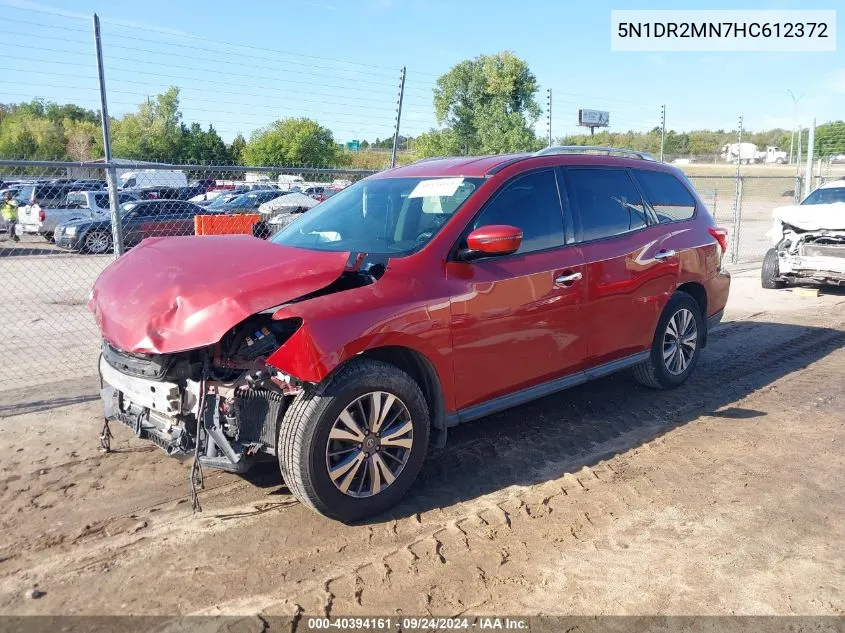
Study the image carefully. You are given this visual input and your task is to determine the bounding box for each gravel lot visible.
[1,271,843,617]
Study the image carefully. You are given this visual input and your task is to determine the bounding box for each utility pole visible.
[804,118,815,197]
[659,104,666,162]
[787,89,803,165]
[92,14,124,256]
[390,66,406,169]
[546,88,552,147]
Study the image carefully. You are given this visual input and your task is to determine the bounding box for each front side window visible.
[567,168,648,242]
[272,176,483,255]
[633,169,697,222]
[469,169,565,254]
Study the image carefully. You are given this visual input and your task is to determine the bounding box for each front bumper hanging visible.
[99,355,286,473]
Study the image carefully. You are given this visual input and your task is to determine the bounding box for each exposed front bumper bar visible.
[778,253,845,284]
[99,354,284,473]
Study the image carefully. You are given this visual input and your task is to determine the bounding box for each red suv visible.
[90,147,730,521]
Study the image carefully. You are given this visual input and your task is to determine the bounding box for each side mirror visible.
[460,224,523,260]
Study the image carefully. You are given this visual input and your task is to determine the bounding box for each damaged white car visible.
[762,179,845,289]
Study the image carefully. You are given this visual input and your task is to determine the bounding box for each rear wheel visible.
[761,248,785,289]
[83,230,112,255]
[633,291,704,390]
[43,232,54,242]
[278,358,429,522]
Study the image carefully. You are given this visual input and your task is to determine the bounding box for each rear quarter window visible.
[632,169,697,222]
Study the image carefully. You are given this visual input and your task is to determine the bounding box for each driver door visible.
[446,169,588,410]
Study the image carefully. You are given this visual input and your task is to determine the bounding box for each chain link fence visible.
[3,158,839,398]
[0,161,374,395]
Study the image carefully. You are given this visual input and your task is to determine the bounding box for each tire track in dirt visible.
[198,316,845,616]
[3,311,843,614]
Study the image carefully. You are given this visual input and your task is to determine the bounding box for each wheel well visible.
[677,282,707,319]
[676,282,708,344]
[357,346,446,430]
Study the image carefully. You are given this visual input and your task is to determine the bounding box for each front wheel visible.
[278,358,430,522]
[633,291,704,390]
[83,230,112,255]
[761,248,785,289]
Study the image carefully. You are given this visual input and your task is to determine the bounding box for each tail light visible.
[38,208,46,222]
[708,227,728,254]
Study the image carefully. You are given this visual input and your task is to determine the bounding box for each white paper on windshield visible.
[408,178,464,199]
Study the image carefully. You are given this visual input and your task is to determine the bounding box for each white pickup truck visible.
[18,190,139,241]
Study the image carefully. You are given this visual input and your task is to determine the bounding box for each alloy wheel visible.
[325,391,414,498]
[86,231,110,254]
[663,308,697,375]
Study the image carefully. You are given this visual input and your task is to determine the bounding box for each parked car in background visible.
[18,190,140,241]
[763,179,845,289]
[209,190,284,214]
[55,199,212,254]
[71,179,107,190]
[17,181,93,209]
[117,170,187,190]
[189,190,230,206]
[190,178,217,191]
[90,146,730,521]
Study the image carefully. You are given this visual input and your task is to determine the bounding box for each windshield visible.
[117,176,136,188]
[271,176,483,255]
[206,193,239,208]
[802,186,845,206]
[66,192,89,208]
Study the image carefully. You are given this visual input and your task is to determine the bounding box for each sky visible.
[0,0,842,145]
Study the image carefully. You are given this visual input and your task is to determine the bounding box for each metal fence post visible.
[731,115,743,265]
[660,104,666,162]
[390,67,406,168]
[547,88,553,147]
[92,14,124,256]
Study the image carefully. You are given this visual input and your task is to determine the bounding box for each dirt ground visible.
[1,271,844,617]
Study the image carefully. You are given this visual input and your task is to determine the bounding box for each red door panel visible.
[582,225,680,365]
[447,246,587,410]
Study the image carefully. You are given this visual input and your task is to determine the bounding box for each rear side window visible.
[633,169,697,222]
[567,168,647,242]
[471,169,565,254]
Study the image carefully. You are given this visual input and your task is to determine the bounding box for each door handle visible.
[654,249,677,260]
[555,271,583,284]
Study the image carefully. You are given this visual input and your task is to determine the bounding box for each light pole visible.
[787,89,803,165]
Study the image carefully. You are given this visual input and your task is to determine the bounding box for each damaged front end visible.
[99,315,304,473]
[770,222,845,285]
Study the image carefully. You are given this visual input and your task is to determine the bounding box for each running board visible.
[447,351,650,427]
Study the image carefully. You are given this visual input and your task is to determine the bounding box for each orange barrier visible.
[194,213,261,236]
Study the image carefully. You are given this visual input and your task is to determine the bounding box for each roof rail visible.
[534,146,657,161]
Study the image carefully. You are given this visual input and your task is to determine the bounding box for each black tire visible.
[43,232,54,242]
[633,291,704,390]
[278,358,430,522]
[761,248,785,289]
[83,230,112,255]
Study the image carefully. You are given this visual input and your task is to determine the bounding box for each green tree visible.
[180,122,230,164]
[242,117,342,166]
[111,87,183,161]
[229,133,246,165]
[430,50,541,156]
[815,121,845,157]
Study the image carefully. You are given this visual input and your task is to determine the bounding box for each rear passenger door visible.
[563,167,680,365]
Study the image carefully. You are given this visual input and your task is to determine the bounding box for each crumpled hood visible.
[89,235,349,354]
[772,202,845,231]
